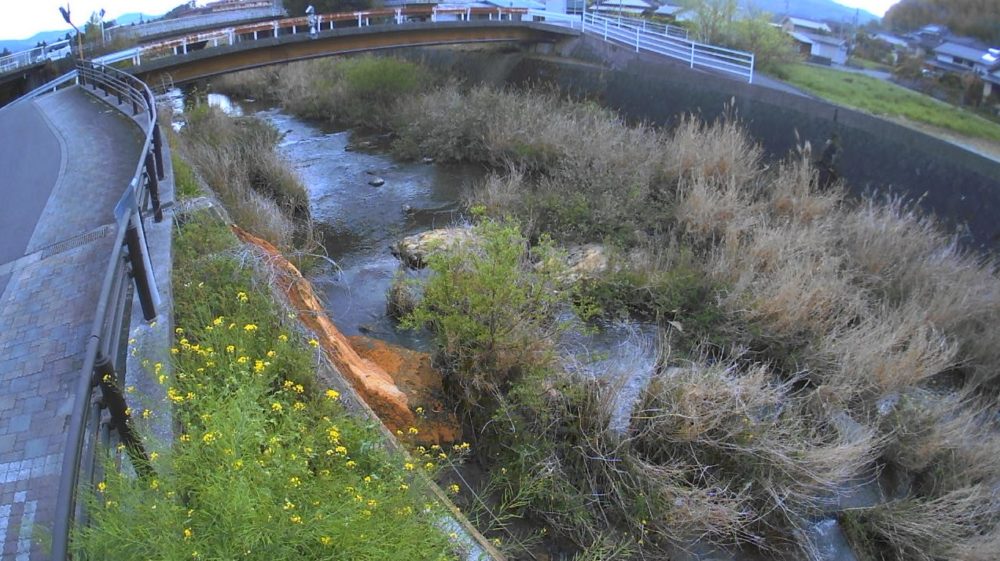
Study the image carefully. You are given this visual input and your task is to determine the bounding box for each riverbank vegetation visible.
[173,104,316,252]
[213,55,1000,561]
[74,209,461,560]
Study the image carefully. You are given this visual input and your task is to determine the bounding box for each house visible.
[593,0,652,16]
[781,16,831,36]
[932,40,1000,76]
[789,31,848,65]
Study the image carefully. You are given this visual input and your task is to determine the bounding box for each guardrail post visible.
[690,42,695,68]
[604,18,608,40]
[144,153,164,223]
[95,354,153,479]
[635,27,640,52]
[125,217,157,320]
[749,53,755,84]
[152,123,165,180]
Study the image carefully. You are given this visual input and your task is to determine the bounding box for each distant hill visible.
[0,12,160,55]
[741,0,879,24]
[885,0,1000,44]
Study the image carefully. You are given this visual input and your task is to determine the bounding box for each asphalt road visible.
[0,99,61,296]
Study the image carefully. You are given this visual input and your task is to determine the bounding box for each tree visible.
[686,0,738,44]
[727,14,799,75]
[1,48,10,57]
[885,0,1000,44]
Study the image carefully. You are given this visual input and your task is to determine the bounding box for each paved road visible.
[0,85,143,561]
[0,102,61,296]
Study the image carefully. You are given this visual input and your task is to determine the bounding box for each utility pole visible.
[58,4,83,59]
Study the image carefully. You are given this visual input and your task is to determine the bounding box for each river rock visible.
[393,227,477,269]
[565,243,609,280]
[368,177,385,187]
[348,335,462,445]
[387,271,423,319]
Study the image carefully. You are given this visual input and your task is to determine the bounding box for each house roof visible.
[789,31,845,48]
[934,41,1000,68]
[596,0,652,9]
[874,32,908,48]
[653,4,683,16]
[783,16,831,33]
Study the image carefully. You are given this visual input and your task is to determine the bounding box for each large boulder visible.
[392,227,477,269]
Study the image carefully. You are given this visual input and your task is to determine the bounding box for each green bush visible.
[403,219,568,407]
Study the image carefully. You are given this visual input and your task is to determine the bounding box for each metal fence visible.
[42,60,165,561]
[582,11,754,83]
[0,46,48,74]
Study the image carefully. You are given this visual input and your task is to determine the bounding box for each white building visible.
[789,31,848,65]
[781,16,832,35]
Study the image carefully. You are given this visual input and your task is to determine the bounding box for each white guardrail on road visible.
[0,46,48,74]
[529,10,754,83]
[582,11,754,83]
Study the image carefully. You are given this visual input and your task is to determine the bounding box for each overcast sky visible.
[1,0,902,42]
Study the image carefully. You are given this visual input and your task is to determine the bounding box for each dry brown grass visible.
[177,105,311,251]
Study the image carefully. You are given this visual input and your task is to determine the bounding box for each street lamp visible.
[58,4,84,59]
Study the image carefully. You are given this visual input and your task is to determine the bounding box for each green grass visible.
[780,63,1000,143]
[848,57,893,72]
[73,212,460,561]
[171,150,201,200]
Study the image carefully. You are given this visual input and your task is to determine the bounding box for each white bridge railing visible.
[580,11,753,83]
[0,46,48,74]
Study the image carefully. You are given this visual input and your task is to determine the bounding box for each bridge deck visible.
[0,86,142,560]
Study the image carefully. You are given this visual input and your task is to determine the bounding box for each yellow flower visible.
[213,316,223,326]
[254,360,265,373]
[233,459,243,470]
[289,476,301,487]
[320,536,332,546]
[283,499,295,510]
[399,483,409,491]
[142,409,152,419]
[266,350,276,358]
[97,481,106,492]
[289,515,302,524]
[180,434,191,442]
[150,479,159,489]
[308,339,319,348]
[202,432,216,444]
[278,334,288,342]
[184,528,193,540]
[407,427,419,435]
[237,291,248,302]
[294,384,304,394]
[449,532,458,540]
[424,462,434,469]
[325,389,340,400]
[243,324,258,332]
[150,452,159,461]
[237,356,249,364]
[335,445,347,455]
[175,327,184,334]
[403,462,415,471]
[293,402,306,411]
[226,345,235,354]
[448,484,460,494]
[158,374,167,385]
[345,460,357,469]
[271,402,283,412]
[415,406,424,415]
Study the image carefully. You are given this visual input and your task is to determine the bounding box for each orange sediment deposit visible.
[230,225,417,434]
[348,335,462,445]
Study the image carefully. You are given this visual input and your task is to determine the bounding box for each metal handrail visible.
[50,60,164,561]
[582,11,755,83]
[0,46,48,74]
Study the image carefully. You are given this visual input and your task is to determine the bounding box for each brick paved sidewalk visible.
[0,86,143,561]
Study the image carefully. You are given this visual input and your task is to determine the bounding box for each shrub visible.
[403,219,568,407]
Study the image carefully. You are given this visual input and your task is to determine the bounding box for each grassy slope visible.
[780,63,1000,144]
